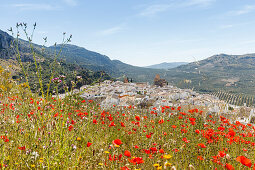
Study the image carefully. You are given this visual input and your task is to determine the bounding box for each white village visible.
[68,75,255,125]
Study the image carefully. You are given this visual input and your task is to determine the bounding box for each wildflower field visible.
[0,66,255,169]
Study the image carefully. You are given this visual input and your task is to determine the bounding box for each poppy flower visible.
[120,122,125,127]
[225,163,234,170]
[120,166,130,170]
[135,116,140,121]
[159,149,164,154]
[118,154,122,161]
[128,157,144,165]
[93,119,97,124]
[228,129,236,137]
[124,150,131,157]
[87,142,92,147]
[146,134,151,138]
[68,125,73,131]
[198,143,206,148]
[113,139,122,145]
[109,122,115,127]
[218,151,226,157]
[236,156,252,167]
[18,146,25,151]
[197,156,204,160]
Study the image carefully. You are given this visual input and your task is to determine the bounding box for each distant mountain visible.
[47,44,255,95]
[0,29,112,93]
[2,28,255,96]
[145,62,188,69]
[48,44,165,82]
[165,53,255,95]
[0,29,165,89]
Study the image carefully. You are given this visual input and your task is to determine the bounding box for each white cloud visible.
[230,5,255,16]
[139,4,171,17]
[12,3,59,11]
[183,0,215,7]
[138,0,215,17]
[220,24,233,29]
[100,26,123,36]
[63,0,77,6]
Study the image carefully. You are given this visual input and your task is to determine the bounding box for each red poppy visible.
[18,146,25,151]
[150,147,157,153]
[92,119,97,124]
[124,150,131,157]
[159,149,164,154]
[172,125,177,128]
[119,154,122,161]
[198,143,206,148]
[146,134,151,138]
[236,156,252,167]
[197,156,204,160]
[109,122,116,127]
[87,142,92,147]
[113,139,122,145]
[120,122,125,127]
[128,157,144,165]
[121,166,130,170]
[68,125,73,131]
[135,116,140,121]
[225,163,234,170]
[218,151,226,157]
[228,128,236,137]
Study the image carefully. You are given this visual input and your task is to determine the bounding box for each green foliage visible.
[0,25,112,96]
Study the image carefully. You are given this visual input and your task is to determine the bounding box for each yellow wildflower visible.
[98,163,103,166]
[31,164,36,168]
[39,158,43,163]
[163,154,173,159]
[164,162,172,167]
[77,137,81,141]
[104,151,110,154]
[153,164,160,167]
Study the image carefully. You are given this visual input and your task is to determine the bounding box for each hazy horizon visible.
[1,0,255,66]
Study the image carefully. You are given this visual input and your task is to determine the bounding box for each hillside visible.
[0,30,112,93]
[48,44,165,82]
[2,29,255,96]
[145,62,188,69]
[46,42,255,96]
[165,53,255,95]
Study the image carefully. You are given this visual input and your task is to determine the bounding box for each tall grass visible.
[9,23,72,99]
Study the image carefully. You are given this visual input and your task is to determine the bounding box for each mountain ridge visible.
[1,28,255,95]
[145,62,188,69]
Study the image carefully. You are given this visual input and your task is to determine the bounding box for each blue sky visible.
[1,0,255,66]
